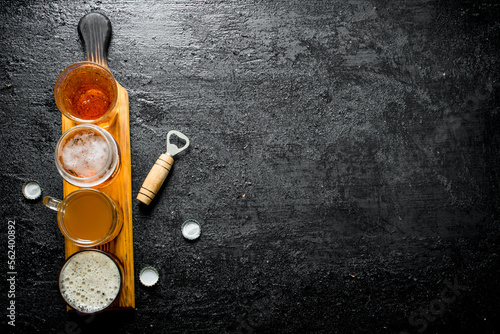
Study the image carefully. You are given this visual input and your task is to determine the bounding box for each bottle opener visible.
[137,130,190,205]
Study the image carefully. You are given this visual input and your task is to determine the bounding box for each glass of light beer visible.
[43,188,123,247]
[55,124,120,188]
[59,249,123,313]
[54,62,118,128]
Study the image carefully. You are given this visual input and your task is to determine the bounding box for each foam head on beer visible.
[60,129,109,178]
[59,250,121,313]
[55,124,120,188]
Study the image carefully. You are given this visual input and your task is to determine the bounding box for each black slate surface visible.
[1,1,500,333]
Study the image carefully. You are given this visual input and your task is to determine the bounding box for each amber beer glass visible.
[54,62,118,128]
[43,189,123,248]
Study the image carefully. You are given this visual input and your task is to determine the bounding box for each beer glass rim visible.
[54,61,118,125]
[55,124,118,188]
[57,188,118,247]
[58,249,123,314]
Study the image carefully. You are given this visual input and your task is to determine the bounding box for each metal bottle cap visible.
[181,219,201,240]
[139,266,159,287]
[22,180,42,200]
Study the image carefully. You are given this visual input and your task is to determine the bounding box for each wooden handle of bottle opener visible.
[137,153,174,205]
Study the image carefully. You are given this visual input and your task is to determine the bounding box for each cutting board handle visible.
[78,12,112,68]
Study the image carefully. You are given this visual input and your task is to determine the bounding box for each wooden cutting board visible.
[59,12,134,311]
[61,82,135,310]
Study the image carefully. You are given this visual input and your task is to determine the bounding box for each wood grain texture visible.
[62,82,135,310]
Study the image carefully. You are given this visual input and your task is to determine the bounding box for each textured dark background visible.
[1,0,500,333]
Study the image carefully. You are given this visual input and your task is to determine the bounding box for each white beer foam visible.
[60,251,120,313]
[60,130,109,178]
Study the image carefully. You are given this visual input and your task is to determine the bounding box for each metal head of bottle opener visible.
[137,130,190,205]
[166,130,190,157]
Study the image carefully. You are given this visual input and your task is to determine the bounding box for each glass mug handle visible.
[43,196,61,212]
